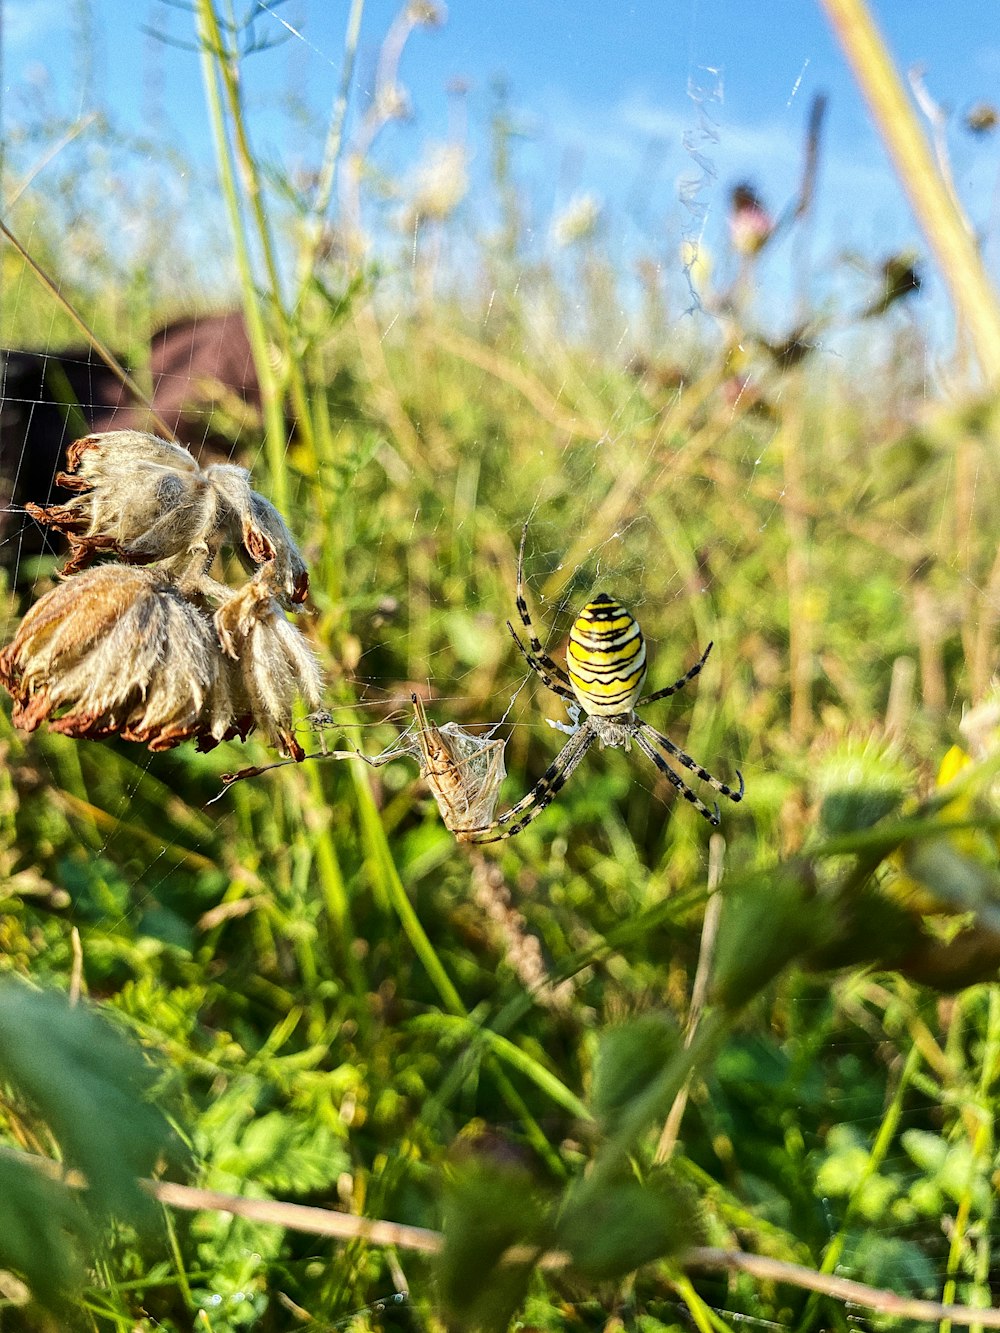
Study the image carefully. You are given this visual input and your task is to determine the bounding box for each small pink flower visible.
[728,182,774,257]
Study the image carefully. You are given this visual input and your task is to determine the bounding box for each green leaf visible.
[0,1152,92,1306]
[900,837,1000,931]
[0,981,178,1229]
[820,786,904,836]
[590,1015,681,1137]
[438,1158,553,1333]
[215,1110,349,1194]
[556,1166,701,1281]
[849,1233,937,1298]
[311,268,369,327]
[900,1128,949,1175]
[711,869,832,1011]
[804,886,919,973]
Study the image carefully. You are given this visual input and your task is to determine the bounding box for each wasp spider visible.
[458,530,744,843]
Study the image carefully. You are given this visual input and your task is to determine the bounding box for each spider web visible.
[1,0,997,1328]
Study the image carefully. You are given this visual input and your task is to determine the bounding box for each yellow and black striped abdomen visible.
[566,593,647,716]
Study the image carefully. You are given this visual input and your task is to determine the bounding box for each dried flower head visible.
[4,430,322,761]
[28,431,308,604]
[406,142,469,225]
[407,1,446,27]
[215,575,323,761]
[551,193,603,248]
[204,464,308,605]
[965,101,999,135]
[0,564,234,750]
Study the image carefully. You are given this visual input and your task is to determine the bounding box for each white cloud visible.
[3,0,62,47]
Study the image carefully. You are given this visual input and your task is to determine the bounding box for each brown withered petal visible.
[204,465,309,604]
[0,564,234,750]
[214,578,322,759]
[66,430,200,478]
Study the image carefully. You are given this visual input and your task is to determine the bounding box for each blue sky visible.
[4,0,1000,337]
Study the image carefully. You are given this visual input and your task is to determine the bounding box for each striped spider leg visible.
[457,723,599,844]
[633,723,745,826]
[507,523,576,702]
[638,641,714,705]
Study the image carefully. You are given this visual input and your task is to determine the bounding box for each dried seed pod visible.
[6,430,321,761]
[27,431,220,575]
[66,430,200,479]
[26,432,309,602]
[214,577,322,759]
[203,465,309,604]
[0,564,234,750]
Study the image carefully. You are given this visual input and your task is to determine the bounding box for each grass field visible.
[2,3,1000,1330]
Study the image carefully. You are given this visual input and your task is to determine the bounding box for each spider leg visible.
[633,729,722,827]
[638,721,744,803]
[507,622,577,702]
[459,726,597,843]
[638,641,713,706]
[512,523,573,688]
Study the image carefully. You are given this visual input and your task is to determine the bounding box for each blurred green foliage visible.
[3,2,1000,1329]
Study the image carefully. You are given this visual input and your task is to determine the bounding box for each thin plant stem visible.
[801,1038,923,1331]
[939,986,1000,1333]
[161,1204,196,1314]
[302,761,365,996]
[47,1172,992,1328]
[293,0,365,303]
[196,0,315,461]
[348,742,564,1174]
[427,1015,590,1121]
[671,1272,734,1333]
[780,374,812,744]
[656,833,725,1161]
[194,0,290,511]
[819,0,1000,383]
[0,219,175,442]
